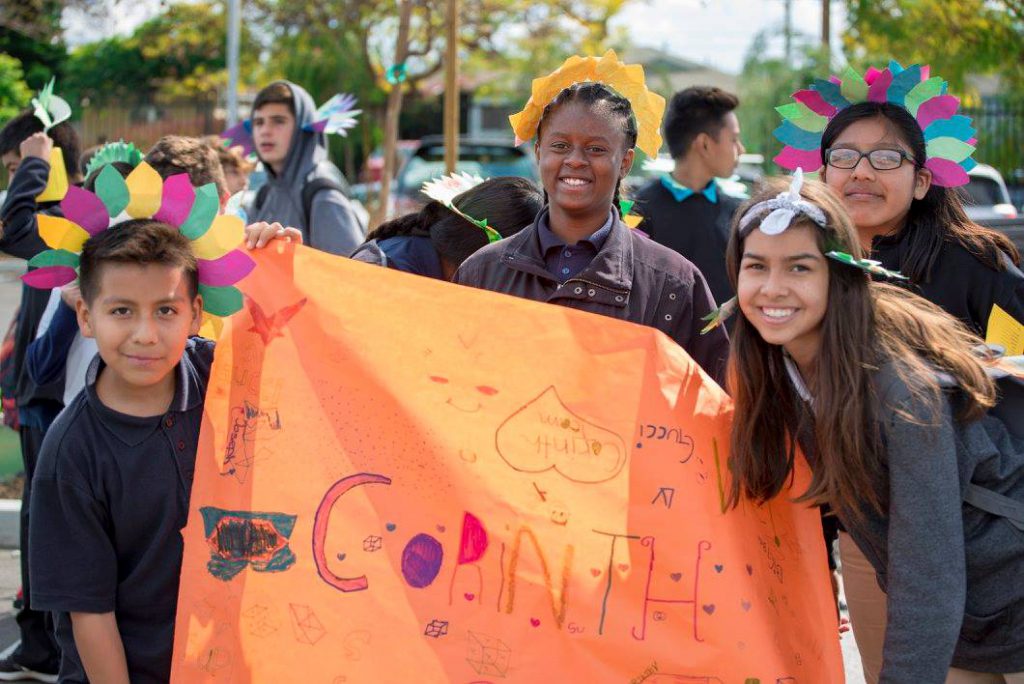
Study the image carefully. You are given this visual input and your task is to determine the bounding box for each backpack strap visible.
[964,483,1024,530]
[253,182,270,213]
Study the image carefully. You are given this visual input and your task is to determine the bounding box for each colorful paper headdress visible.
[422,173,502,243]
[305,93,361,135]
[509,50,666,158]
[23,162,254,318]
[31,78,73,202]
[84,140,144,179]
[774,60,976,187]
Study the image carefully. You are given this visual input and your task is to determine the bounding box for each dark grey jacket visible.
[841,363,1024,682]
[453,208,729,384]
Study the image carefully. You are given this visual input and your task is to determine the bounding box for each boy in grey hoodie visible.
[246,81,364,255]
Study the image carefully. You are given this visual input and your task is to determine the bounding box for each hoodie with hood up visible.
[246,81,364,255]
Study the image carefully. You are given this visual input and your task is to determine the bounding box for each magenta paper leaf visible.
[774,146,822,172]
[153,174,196,227]
[864,66,883,85]
[926,157,970,188]
[60,186,108,236]
[917,95,960,130]
[197,249,255,287]
[867,69,893,102]
[21,265,77,289]
[793,89,836,117]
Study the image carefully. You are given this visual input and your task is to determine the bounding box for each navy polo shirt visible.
[537,210,614,281]
[29,337,214,684]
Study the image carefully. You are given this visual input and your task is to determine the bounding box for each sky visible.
[64,0,847,76]
[610,0,847,74]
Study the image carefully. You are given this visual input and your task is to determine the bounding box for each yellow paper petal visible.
[35,148,69,202]
[624,214,642,229]
[124,162,163,218]
[191,214,244,260]
[198,312,225,340]
[37,214,90,252]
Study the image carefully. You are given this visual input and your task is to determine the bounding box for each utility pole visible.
[783,0,793,65]
[822,0,831,50]
[444,0,460,174]
[226,0,241,126]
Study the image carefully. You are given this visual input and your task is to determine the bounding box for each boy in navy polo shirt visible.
[28,221,211,683]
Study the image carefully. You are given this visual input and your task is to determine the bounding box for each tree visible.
[843,0,1024,89]
[0,53,33,121]
[736,31,831,167]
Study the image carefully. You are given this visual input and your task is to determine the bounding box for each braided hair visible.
[535,82,638,213]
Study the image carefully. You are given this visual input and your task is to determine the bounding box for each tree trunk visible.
[373,0,415,229]
[444,0,460,174]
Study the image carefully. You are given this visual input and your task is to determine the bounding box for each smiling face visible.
[535,101,634,227]
[79,262,202,407]
[821,116,932,244]
[252,102,295,174]
[737,222,829,373]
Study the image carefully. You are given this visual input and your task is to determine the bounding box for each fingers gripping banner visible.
[172,245,844,683]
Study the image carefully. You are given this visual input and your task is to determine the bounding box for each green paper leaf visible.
[199,284,243,317]
[905,77,944,117]
[925,136,974,163]
[775,102,827,132]
[180,184,220,240]
[483,225,502,244]
[94,165,130,217]
[28,249,80,269]
[85,140,144,179]
[839,66,868,103]
[386,64,408,85]
[619,199,635,216]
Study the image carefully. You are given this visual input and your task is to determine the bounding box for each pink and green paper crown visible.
[23,162,255,318]
[774,60,977,187]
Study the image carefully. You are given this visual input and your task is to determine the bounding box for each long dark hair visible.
[366,176,543,267]
[820,102,1020,282]
[535,82,638,212]
[726,177,995,519]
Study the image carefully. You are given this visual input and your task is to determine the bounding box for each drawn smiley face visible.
[549,502,570,526]
[428,375,499,414]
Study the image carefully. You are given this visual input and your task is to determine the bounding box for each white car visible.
[962,163,1019,223]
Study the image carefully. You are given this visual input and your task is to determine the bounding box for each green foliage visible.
[63,1,257,107]
[844,0,1024,89]
[736,31,831,170]
[0,54,33,121]
[0,25,67,90]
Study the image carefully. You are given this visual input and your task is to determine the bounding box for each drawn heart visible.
[464,593,475,601]
[746,564,753,576]
[741,600,752,612]
[336,553,346,561]
[669,572,682,582]
[714,564,724,573]
[530,618,541,627]
[436,524,446,533]
[386,523,397,532]
[702,604,716,615]
[590,568,602,578]
[617,563,630,573]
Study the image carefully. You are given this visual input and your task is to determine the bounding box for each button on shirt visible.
[29,338,214,684]
[660,175,718,204]
[537,210,615,281]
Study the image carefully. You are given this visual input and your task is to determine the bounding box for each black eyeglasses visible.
[824,147,915,171]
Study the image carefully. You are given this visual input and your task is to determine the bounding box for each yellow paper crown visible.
[508,50,666,158]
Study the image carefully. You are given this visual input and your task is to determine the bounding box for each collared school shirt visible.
[537,209,615,281]
[660,175,719,204]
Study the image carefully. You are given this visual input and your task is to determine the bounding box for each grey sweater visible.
[836,364,1024,682]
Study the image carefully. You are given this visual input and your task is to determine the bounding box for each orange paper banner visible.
[172,245,844,683]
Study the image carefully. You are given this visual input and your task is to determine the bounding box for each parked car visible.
[961,164,1024,253]
[391,136,539,217]
[360,140,419,183]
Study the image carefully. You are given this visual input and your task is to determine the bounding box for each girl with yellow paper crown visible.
[453,51,729,383]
